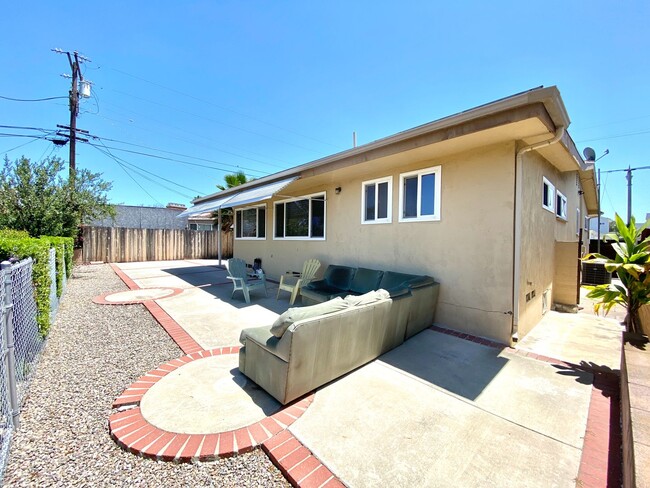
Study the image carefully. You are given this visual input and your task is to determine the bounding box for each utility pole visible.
[52,49,91,180]
[67,51,80,178]
[626,166,632,226]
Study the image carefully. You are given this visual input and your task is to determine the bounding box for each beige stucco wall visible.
[518,151,586,338]
[235,142,517,343]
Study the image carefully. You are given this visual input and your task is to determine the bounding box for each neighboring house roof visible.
[87,204,201,229]
[192,86,598,215]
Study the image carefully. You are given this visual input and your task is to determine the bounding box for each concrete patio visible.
[104,259,624,487]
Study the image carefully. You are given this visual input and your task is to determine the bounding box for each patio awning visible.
[176,195,235,218]
[177,176,297,218]
[222,176,298,208]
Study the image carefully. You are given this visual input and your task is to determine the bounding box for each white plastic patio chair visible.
[226,258,268,304]
[276,259,321,305]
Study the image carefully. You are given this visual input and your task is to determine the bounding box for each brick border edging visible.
[263,430,344,488]
[109,263,140,290]
[108,263,202,354]
[92,287,184,305]
[109,347,315,462]
[429,324,622,488]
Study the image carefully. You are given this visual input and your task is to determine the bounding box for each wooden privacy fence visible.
[81,226,233,263]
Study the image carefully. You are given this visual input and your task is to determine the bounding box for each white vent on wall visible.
[542,289,550,314]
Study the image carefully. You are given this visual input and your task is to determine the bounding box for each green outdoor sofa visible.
[238,265,440,404]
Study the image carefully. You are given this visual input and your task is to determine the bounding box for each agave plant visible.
[582,214,650,334]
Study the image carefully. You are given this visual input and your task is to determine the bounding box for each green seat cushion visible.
[323,265,356,290]
[349,268,384,294]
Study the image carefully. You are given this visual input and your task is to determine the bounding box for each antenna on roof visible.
[583,147,596,162]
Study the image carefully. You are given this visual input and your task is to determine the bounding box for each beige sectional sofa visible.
[238,270,440,405]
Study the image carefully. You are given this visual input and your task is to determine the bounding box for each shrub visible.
[39,236,74,297]
[0,236,52,336]
[0,229,30,240]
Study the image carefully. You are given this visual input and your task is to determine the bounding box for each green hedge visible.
[0,237,52,336]
[39,236,74,297]
[0,229,30,240]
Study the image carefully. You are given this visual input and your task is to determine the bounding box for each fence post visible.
[1,261,20,428]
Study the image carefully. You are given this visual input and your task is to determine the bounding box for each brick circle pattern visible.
[109,347,314,462]
[93,287,184,305]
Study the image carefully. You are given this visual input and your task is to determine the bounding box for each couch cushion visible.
[344,289,390,306]
[349,267,384,294]
[323,265,356,290]
[270,297,349,337]
[379,271,419,290]
[240,326,291,362]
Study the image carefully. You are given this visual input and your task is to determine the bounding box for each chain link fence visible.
[0,265,12,476]
[0,258,49,479]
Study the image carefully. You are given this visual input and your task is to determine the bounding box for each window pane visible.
[377,182,388,219]
[258,207,265,238]
[365,184,376,221]
[286,199,309,236]
[403,177,418,218]
[235,210,242,238]
[275,203,284,237]
[421,173,435,216]
[242,209,257,237]
[311,197,325,237]
[543,183,550,207]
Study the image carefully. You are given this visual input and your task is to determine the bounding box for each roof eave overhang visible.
[194,86,571,204]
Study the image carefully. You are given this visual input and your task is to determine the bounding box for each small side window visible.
[542,177,555,213]
[556,191,567,220]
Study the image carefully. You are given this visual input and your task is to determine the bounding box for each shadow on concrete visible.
[162,265,291,314]
[228,367,281,415]
[379,330,509,401]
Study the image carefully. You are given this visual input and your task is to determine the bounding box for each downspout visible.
[511,126,565,344]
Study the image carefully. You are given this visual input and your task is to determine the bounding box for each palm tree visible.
[214,171,252,231]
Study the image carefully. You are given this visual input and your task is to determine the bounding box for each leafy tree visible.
[583,214,650,334]
[0,156,114,238]
[213,171,252,232]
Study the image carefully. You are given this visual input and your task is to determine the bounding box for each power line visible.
[90,134,268,176]
[576,128,650,143]
[84,140,266,178]
[107,66,343,150]
[0,124,53,132]
[93,103,289,168]
[109,88,327,155]
[0,95,68,102]
[91,141,204,199]
[93,142,202,195]
[89,144,163,205]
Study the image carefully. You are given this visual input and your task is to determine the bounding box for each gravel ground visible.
[3,264,289,487]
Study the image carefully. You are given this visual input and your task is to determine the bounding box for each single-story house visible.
[180,86,598,344]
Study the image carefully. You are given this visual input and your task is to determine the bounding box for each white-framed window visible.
[556,190,568,220]
[189,223,214,231]
[398,166,441,222]
[361,176,392,224]
[542,177,555,212]
[274,192,326,240]
[235,205,266,239]
[576,208,581,236]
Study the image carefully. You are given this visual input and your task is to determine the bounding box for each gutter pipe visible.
[511,126,565,343]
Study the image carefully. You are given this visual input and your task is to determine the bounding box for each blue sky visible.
[1,1,649,222]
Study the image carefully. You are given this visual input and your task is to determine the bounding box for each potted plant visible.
[582,214,650,334]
